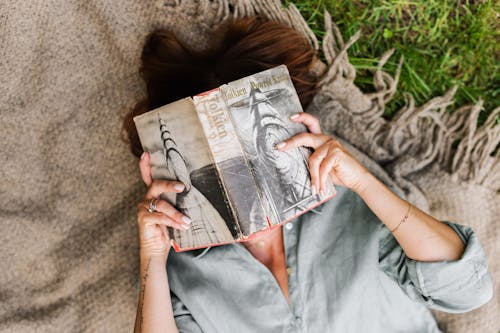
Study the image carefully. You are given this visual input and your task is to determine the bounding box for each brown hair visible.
[122,16,320,158]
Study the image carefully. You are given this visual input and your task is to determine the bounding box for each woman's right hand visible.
[137,152,192,259]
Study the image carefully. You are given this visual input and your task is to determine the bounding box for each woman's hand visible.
[137,152,192,259]
[275,112,370,195]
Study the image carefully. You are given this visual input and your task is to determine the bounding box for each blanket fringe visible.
[316,9,499,191]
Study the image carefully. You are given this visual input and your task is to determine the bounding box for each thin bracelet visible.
[390,202,412,233]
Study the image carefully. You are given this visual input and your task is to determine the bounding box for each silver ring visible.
[147,197,160,213]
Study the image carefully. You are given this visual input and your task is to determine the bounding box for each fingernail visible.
[289,113,300,120]
[174,183,185,191]
[181,224,190,230]
[311,185,317,195]
[140,152,146,160]
[275,142,286,150]
[182,216,192,224]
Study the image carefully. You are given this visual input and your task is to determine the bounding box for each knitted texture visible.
[0,1,498,332]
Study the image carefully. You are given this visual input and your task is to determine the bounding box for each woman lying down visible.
[122,16,493,333]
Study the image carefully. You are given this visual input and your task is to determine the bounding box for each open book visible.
[133,65,336,251]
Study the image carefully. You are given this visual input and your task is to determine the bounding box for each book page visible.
[133,98,236,250]
[220,65,336,226]
[193,89,269,237]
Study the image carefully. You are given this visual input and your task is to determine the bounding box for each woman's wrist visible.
[140,247,171,263]
[352,169,376,197]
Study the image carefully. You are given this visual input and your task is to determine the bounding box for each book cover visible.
[133,65,336,252]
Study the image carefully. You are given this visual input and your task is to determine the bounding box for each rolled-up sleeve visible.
[378,220,494,313]
[171,291,204,333]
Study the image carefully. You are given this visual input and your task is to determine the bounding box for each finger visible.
[139,152,153,187]
[275,132,331,151]
[150,199,193,226]
[145,179,185,200]
[289,112,322,134]
[140,211,189,231]
[138,199,192,227]
[308,144,329,194]
[319,147,343,194]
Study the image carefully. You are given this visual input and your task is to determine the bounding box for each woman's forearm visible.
[278,112,466,262]
[355,172,465,262]
[134,253,179,333]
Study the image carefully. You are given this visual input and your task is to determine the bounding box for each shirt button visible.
[285,222,293,230]
[286,267,293,275]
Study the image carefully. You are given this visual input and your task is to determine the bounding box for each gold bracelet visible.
[390,202,411,233]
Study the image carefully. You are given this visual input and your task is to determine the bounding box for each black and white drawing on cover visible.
[133,99,236,249]
[225,82,319,226]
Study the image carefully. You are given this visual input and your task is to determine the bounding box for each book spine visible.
[193,89,270,238]
[193,90,243,238]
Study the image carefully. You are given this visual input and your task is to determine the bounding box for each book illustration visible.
[157,117,235,248]
[226,85,314,225]
[134,99,235,250]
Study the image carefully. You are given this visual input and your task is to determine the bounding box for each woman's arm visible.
[353,172,465,261]
[135,253,178,333]
[279,112,492,312]
[278,112,464,262]
[134,152,193,333]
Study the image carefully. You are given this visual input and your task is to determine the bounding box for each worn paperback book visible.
[134,65,336,252]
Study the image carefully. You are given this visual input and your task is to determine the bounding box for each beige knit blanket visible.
[0,1,498,332]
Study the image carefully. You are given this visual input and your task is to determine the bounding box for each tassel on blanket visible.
[312,8,499,194]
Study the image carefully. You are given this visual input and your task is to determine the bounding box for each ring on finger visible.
[147,197,161,213]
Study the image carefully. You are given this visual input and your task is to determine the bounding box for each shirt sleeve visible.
[170,291,204,333]
[378,219,494,313]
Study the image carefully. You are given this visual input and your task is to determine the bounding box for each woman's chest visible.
[244,230,290,303]
[251,248,290,303]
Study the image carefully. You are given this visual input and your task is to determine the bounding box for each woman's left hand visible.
[275,112,370,195]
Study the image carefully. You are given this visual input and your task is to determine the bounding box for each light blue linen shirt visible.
[165,185,493,332]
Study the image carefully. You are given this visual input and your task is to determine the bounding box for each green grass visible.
[285,0,499,124]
